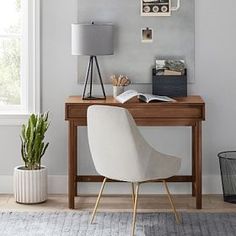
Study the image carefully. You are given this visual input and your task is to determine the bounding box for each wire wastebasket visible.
[218,151,236,203]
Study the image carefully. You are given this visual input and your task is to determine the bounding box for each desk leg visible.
[68,121,77,209]
[193,122,202,209]
[192,126,196,197]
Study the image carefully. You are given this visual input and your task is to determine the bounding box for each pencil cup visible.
[113,86,124,97]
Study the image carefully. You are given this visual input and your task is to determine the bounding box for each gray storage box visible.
[152,68,187,97]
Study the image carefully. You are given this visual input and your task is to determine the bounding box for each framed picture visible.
[141,28,153,43]
[141,0,171,16]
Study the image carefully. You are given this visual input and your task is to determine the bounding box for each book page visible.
[138,93,153,102]
[138,93,176,103]
[115,90,138,104]
[150,95,176,102]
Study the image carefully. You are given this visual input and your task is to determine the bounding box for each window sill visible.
[0,114,30,126]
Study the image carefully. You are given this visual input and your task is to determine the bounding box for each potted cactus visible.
[14,112,49,204]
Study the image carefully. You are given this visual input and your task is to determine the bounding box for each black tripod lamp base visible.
[82,56,106,100]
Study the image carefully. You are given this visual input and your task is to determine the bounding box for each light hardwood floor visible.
[1,195,236,213]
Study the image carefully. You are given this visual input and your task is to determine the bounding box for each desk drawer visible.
[67,105,88,119]
[66,104,204,120]
[126,105,203,119]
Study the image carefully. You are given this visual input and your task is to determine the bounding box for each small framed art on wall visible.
[141,0,180,16]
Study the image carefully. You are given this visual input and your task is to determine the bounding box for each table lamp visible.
[71,22,114,100]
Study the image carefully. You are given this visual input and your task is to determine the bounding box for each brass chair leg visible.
[131,183,140,236]
[90,177,107,224]
[163,180,181,224]
[131,183,135,205]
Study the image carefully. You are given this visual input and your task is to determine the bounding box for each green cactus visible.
[20,112,49,170]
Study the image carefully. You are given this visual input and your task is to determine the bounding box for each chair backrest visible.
[87,105,154,182]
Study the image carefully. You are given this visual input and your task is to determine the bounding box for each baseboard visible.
[0,175,222,194]
[0,175,68,194]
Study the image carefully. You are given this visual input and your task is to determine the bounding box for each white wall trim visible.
[0,175,222,195]
[31,0,41,114]
[0,175,68,194]
[0,114,30,126]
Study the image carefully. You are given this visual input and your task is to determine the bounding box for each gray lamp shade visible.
[71,23,114,56]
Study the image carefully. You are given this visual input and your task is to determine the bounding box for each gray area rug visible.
[0,212,236,236]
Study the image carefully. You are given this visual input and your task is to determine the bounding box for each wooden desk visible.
[65,96,205,209]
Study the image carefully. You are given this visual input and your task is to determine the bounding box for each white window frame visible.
[0,0,40,125]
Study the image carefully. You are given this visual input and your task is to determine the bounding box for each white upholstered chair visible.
[87,105,181,236]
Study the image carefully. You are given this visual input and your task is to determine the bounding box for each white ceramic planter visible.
[14,166,47,204]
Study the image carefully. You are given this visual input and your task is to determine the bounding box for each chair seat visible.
[144,150,181,182]
[100,150,181,183]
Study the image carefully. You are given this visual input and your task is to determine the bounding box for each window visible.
[0,0,40,119]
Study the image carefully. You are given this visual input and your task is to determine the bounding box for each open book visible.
[116,90,176,104]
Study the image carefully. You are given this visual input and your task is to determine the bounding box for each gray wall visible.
[78,0,195,83]
[0,0,236,194]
